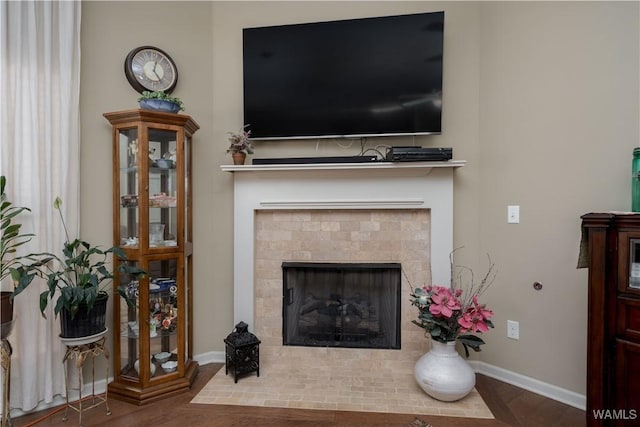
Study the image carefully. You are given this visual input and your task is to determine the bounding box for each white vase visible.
[414,340,475,401]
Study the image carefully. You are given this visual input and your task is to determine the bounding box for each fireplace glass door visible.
[282,262,401,349]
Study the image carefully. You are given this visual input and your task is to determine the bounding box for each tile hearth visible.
[191,209,493,419]
[191,353,493,419]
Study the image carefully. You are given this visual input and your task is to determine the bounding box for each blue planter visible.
[139,99,181,114]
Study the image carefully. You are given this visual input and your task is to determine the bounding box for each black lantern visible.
[224,321,261,383]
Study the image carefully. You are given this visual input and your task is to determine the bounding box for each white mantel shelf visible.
[221,160,466,173]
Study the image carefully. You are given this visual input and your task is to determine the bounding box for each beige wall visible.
[476,1,638,394]
[80,1,639,396]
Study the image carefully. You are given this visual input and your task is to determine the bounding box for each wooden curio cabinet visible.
[582,213,640,426]
[105,110,199,404]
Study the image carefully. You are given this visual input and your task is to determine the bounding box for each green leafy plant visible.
[11,197,145,318]
[1,175,34,285]
[138,90,184,111]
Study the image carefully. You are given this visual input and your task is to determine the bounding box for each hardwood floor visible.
[12,363,585,427]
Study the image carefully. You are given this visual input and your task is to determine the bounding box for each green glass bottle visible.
[633,148,640,212]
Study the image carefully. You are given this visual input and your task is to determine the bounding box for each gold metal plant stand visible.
[62,336,110,427]
[1,339,11,427]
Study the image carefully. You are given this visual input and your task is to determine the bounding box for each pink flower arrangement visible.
[410,252,496,356]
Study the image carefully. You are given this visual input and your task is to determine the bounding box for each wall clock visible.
[124,46,178,94]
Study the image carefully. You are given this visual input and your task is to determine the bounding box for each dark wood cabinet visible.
[582,213,640,426]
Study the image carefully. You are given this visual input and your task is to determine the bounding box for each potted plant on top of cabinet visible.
[11,197,145,339]
[138,91,184,114]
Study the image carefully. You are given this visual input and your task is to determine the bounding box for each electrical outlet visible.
[507,320,520,340]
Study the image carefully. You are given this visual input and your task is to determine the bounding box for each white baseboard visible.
[194,350,225,365]
[470,360,586,410]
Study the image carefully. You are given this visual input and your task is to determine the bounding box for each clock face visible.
[124,46,178,94]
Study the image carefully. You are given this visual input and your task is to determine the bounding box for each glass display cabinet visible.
[104,110,199,404]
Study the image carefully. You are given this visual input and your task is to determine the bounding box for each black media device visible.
[252,155,378,165]
[385,147,452,162]
[243,11,444,140]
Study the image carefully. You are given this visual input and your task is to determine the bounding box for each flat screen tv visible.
[243,11,444,140]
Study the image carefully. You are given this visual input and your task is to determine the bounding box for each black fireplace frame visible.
[282,262,402,350]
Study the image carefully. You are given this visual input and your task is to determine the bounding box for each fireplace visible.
[215,162,473,414]
[282,262,401,349]
[222,161,463,373]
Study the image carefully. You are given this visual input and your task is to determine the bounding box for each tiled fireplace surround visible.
[214,162,491,415]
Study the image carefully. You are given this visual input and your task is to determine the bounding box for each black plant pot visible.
[59,292,108,338]
[1,291,14,339]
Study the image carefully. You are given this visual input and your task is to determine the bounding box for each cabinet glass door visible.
[118,257,181,380]
[148,128,178,249]
[149,258,181,376]
[118,260,143,380]
[630,239,640,289]
[184,133,192,245]
[119,128,139,248]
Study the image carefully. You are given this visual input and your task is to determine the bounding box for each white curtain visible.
[0,0,81,412]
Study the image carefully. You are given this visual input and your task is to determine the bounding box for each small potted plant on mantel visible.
[11,197,145,339]
[226,125,253,165]
[138,90,184,114]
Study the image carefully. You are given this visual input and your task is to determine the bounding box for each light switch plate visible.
[508,205,520,224]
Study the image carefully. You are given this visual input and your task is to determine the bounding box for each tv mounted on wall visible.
[243,11,444,141]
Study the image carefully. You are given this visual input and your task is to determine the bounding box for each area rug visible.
[191,362,494,419]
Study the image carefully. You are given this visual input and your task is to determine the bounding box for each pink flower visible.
[458,298,493,333]
[410,250,497,354]
[458,312,490,333]
[471,295,494,321]
[428,286,461,318]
